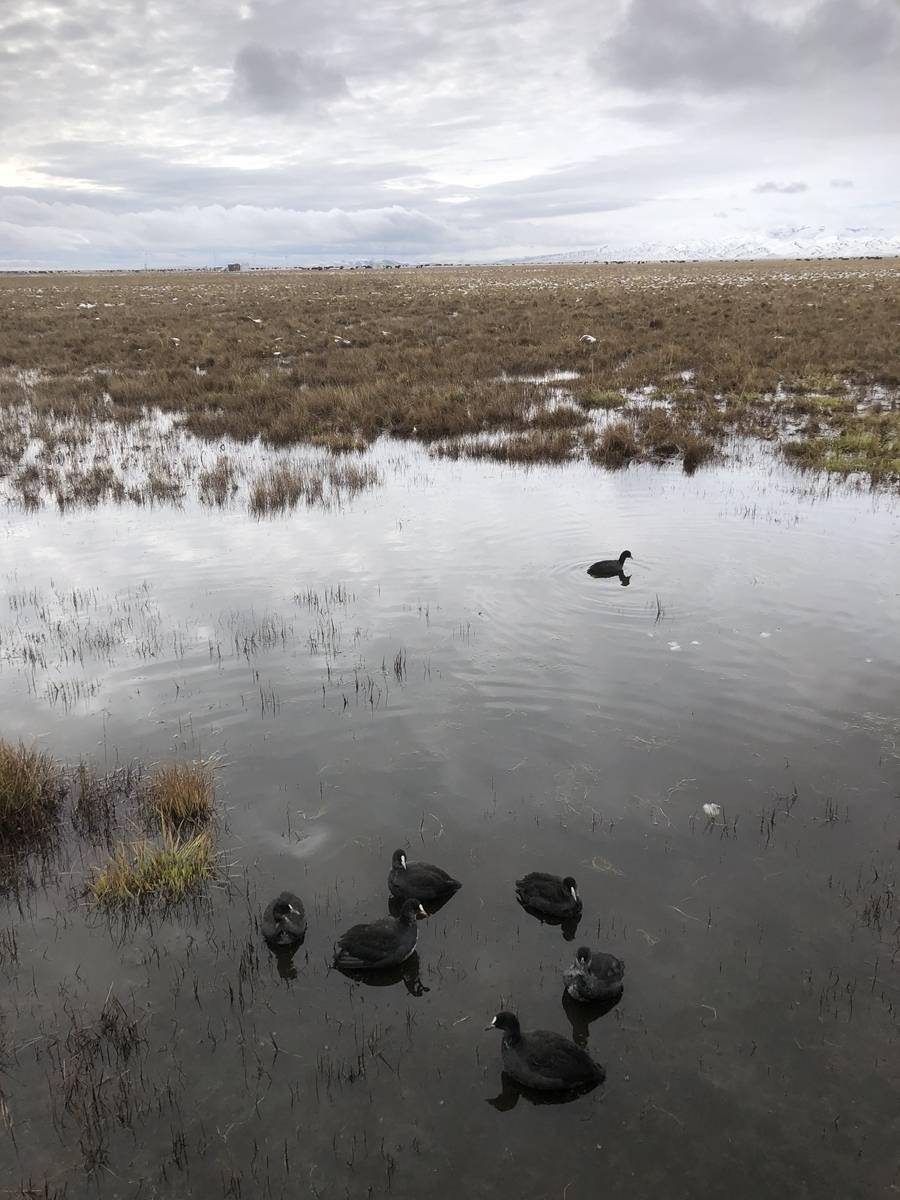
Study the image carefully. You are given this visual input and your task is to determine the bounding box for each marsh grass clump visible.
[148,759,215,827]
[0,739,65,844]
[591,421,638,468]
[579,388,627,411]
[249,458,379,515]
[435,428,580,464]
[681,434,717,474]
[87,827,215,905]
[198,453,239,504]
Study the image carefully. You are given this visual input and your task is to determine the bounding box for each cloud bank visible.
[0,0,897,267]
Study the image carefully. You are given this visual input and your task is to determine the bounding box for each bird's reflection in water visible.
[519,904,582,942]
[561,988,622,1048]
[335,951,429,997]
[265,943,302,981]
[388,892,456,919]
[486,1071,600,1111]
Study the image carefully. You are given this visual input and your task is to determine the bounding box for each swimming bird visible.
[485,1011,604,1091]
[334,899,426,970]
[564,946,625,1003]
[515,872,582,920]
[261,892,307,948]
[388,848,461,905]
[587,550,632,578]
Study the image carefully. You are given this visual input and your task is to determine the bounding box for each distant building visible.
[227,262,241,272]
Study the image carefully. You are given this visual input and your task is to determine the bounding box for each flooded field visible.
[1,437,898,1199]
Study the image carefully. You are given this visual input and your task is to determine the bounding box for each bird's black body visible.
[564,946,625,1003]
[334,899,426,970]
[487,1011,604,1091]
[388,848,461,904]
[261,892,307,948]
[588,550,632,578]
[515,872,582,920]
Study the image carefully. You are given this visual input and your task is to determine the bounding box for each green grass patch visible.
[87,828,216,904]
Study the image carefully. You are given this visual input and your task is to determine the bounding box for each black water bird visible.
[388,848,461,905]
[564,946,625,1004]
[515,872,582,921]
[334,899,426,971]
[261,892,307,949]
[485,1011,605,1092]
[588,550,632,578]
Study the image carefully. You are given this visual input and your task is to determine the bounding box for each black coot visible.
[564,946,625,1003]
[261,892,307,948]
[587,550,632,578]
[486,1011,604,1091]
[334,899,426,970]
[515,872,582,920]
[388,848,461,904]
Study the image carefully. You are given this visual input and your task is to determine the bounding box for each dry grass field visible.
[1,259,898,500]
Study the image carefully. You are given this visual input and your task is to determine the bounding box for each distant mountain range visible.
[502,226,900,265]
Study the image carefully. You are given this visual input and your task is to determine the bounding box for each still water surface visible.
[1,444,898,1198]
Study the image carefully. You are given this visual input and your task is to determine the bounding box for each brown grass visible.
[249,457,380,515]
[149,759,215,827]
[1,259,898,483]
[592,421,639,468]
[0,739,65,843]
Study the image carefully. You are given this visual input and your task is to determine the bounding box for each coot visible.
[564,946,625,1003]
[486,1011,604,1091]
[388,848,461,904]
[334,899,426,970]
[515,872,582,920]
[587,550,632,578]
[261,892,307,948]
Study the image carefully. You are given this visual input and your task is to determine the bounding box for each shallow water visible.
[1,444,899,1199]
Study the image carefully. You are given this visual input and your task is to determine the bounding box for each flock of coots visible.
[262,851,624,1096]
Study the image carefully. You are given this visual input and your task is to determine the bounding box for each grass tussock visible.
[87,828,215,905]
[149,759,215,826]
[198,454,239,505]
[0,739,65,843]
[592,421,639,468]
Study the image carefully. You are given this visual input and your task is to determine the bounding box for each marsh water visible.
[1,441,898,1199]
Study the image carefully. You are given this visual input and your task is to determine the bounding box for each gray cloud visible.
[753,181,809,194]
[230,43,347,115]
[597,0,900,94]
[830,178,854,188]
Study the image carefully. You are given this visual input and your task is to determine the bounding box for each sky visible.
[1,0,898,268]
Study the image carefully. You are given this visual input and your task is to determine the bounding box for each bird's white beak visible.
[570,887,578,902]
[401,854,407,868]
[417,904,428,917]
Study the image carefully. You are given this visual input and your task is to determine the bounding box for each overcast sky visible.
[1,0,898,268]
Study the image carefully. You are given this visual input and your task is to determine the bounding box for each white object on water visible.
[702,803,722,819]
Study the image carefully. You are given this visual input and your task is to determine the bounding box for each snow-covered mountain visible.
[503,226,900,265]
